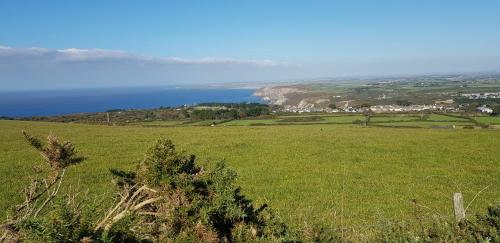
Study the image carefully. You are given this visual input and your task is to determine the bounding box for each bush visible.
[396,100,412,106]
[19,195,101,242]
[458,204,500,242]
[279,116,324,123]
[106,138,296,242]
[3,135,297,242]
[376,204,500,242]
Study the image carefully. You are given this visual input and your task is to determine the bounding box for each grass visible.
[0,120,499,235]
[373,121,475,128]
[308,115,365,123]
[369,115,419,123]
[138,113,491,128]
[275,115,365,124]
[427,114,470,122]
[473,116,500,125]
[179,115,367,126]
[141,120,187,126]
[183,120,223,126]
[224,119,278,126]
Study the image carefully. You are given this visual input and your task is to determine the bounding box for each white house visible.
[476,106,493,113]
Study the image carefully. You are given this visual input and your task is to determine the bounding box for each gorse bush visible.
[375,205,500,242]
[1,131,85,242]
[97,138,295,242]
[459,205,500,242]
[1,133,296,242]
[19,194,99,242]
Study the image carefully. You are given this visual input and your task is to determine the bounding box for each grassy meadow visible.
[473,116,500,125]
[0,119,499,235]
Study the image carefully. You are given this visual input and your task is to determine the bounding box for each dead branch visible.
[94,184,161,231]
[1,132,84,242]
[33,169,66,218]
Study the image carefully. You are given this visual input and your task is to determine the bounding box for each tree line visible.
[190,103,270,120]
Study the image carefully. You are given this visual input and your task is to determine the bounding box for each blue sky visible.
[1,0,500,90]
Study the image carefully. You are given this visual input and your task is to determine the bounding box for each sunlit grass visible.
[473,116,500,125]
[374,121,474,127]
[0,120,499,234]
[427,114,470,122]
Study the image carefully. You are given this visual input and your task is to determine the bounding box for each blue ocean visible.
[0,87,261,118]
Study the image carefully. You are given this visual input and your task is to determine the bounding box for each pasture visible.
[137,112,492,129]
[474,116,500,125]
[0,119,499,235]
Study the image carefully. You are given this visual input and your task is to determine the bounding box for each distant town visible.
[254,73,500,115]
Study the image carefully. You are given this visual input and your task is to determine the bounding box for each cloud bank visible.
[0,45,290,67]
[0,45,297,91]
[1,45,499,91]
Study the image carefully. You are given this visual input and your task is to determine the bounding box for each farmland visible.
[1,118,499,236]
[257,73,500,110]
[134,112,497,129]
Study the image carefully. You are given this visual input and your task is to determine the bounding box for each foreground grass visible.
[0,120,499,234]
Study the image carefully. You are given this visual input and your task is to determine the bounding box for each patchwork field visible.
[473,116,500,125]
[0,119,499,235]
[138,112,495,129]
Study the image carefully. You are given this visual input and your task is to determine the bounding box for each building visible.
[476,106,493,113]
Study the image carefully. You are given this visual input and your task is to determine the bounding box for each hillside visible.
[1,120,499,236]
[253,74,500,112]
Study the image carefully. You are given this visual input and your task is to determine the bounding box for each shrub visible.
[1,132,85,242]
[97,138,296,242]
[375,204,500,242]
[458,204,500,242]
[352,119,364,124]
[2,134,296,242]
[279,116,324,123]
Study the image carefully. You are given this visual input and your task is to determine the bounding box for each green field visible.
[134,113,497,130]
[369,115,419,123]
[141,120,187,126]
[224,119,278,126]
[276,115,366,124]
[474,116,500,125]
[427,114,471,122]
[374,121,475,128]
[1,120,499,235]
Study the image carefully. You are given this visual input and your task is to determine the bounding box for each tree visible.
[363,109,373,126]
[491,105,500,116]
[396,100,412,106]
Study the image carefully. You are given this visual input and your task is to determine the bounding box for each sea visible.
[0,87,262,118]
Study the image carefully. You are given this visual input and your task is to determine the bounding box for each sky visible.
[1,0,500,91]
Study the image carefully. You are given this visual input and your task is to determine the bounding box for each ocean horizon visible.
[0,87,262,118]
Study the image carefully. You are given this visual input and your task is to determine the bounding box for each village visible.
[281,103,495,114]
[460,92,500,99]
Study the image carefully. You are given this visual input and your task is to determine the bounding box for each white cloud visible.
[161,57,289,67]
[0,46,51,57]
[55,48,133,61]
[0,45,291,67]
[0,44,299,91]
